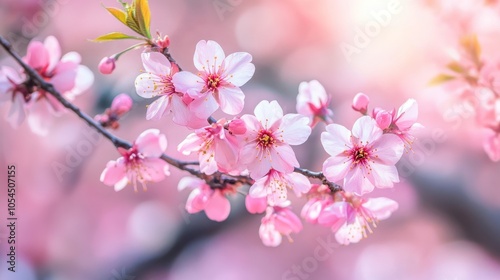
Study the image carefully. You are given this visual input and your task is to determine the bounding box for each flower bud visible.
[98,56,116,74]
[228,118,247,135]
[111,93,133,116]
[352,93,370,113]
[375,110,393,130]
[156,35,170,49]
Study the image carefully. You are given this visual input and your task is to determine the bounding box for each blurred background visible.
[1,0,500,279]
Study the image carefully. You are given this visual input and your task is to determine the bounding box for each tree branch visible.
[0,35,342,192]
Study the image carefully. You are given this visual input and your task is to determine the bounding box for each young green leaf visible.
[135,0,151,39]
[92,32,144,42]
[105,7,127,25]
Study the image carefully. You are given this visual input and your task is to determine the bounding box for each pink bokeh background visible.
[1,0,500,279]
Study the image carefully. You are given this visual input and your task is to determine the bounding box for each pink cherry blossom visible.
[249,169,311,204]
[259,202,302,247]
[110,93,133,116]
[178,118,241,175]
[296,80,333,127]
[240,100,312,179]
[135,52,206,128]
[0,66,28,127]
[178,177,233,222]
[389,99,424,147]
[352,92,370,114]
[483,129,500,162]
[318,193,398,245]
[95,93,133,129]
[1,36,93,134]
[245,195,267,214]
[100,129,170,192]
[172,40,255,118]
[24,36,93,135]
[321,115,404,195]
[98,56,116,74]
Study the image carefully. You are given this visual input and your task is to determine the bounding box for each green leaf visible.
[428,74,455,86]
[125,5,143,36]
[92,32,143,42]
[135,0,151,39]
[105,7,127,25]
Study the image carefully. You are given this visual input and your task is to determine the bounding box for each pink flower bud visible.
[375,110,393,130]
[352,93,370,113]
[98,56,116,74]
[245,195,267,214]
[156,35,170,49]
[228,118,246,135]
[111,93,133,116]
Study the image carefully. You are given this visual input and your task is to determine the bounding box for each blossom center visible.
[257,130,275,148]
[206,74,221,90]
[350,146,370,165]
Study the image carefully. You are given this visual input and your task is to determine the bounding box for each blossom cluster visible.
[0,0,422,247]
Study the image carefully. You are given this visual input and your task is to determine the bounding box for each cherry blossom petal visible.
[135,73,163,98]
[66,65,94,98]
[253,100,283,128]
[370,134,404,165]
[146,96,170,120]
[178,177,205,191]
[172,71,205,98]
[194,40,225,72]
[249,176,268,198]
[189,93,219,119]
[281,114,311,145]
[27,99,54,136]
[50,69,77,93]
[352,116,383,144]
[318,202,347,229]
[344,165,375,195]
[205,191,230,222]
[44,36,61,72]
[321,124,352,156]
[287,172,311,195]
[270,145,298,174]
[274,209,303,234]
[223,52,255,86]
[141,158,169,181]
[141,52,172,74]
[136,129,167,157]
[362,198,398,220]
[396,99,418,129]
[100,159,127,186]
[6,94,27,128]
[484,131,500,161]
[217,85,245,115]
[61,51,82,64]
[25,41,49,70]
[185,188,207,214]
[335,221,364,245]
[259,223,282,247]
[322,156,351,183]
[370,163,400,188]
[245,195,267,214]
